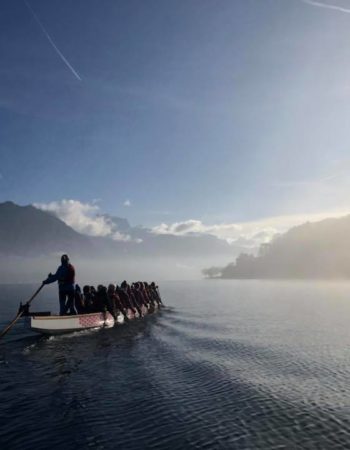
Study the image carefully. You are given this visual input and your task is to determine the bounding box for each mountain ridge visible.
[203,214,350,279]
[0,201,93,256]
[0,201,238,259]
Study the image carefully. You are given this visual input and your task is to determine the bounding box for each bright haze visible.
[1,0,350,280]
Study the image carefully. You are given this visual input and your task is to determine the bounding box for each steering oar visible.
[0,283,45,339]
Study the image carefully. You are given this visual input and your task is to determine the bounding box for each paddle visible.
[121,309,130,322]
[114,292,129,322]
[155,286,163,306]
[0,283,45,339]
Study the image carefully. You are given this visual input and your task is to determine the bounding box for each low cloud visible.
[123,199,131,207]
[33,200,349,251]
[152,219,275,248]
[34,199,135,242]
[152,210,350,248]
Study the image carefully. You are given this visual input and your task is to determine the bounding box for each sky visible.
[1,0,350,244]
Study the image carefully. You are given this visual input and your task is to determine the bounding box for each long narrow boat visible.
[31,311,118,335]
[30,304,156,335]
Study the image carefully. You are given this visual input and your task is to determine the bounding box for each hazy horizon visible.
[2,201,350,282]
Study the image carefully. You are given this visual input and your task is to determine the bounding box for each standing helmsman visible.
[43,254,76,315]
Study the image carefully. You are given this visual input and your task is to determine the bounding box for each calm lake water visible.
[1,280,350,449]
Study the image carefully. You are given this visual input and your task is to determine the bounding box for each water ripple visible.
[1,282,350,449]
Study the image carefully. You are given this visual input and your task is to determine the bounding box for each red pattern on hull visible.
[78,313,104,328]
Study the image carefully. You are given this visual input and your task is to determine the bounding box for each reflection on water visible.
[1,280,350,449]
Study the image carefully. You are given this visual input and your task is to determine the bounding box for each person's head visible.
[61,254,69,265]
[107,284,115,294]
[97,285,107,294]
[75,284,81,293]
[90,286,96,293]
[83,285,90,294]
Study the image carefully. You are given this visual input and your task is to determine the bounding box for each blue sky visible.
[1,0,350,239]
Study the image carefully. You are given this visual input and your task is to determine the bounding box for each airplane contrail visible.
[301,0,350,14]
[23,0,82,81]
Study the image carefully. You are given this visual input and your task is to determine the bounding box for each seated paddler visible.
[42,254,76,316]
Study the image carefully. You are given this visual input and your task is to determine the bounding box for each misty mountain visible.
[0,201,93,256]
[203,215,350,279]
[0,201,238,260]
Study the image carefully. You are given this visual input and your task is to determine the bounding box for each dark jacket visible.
[44,263,75,292]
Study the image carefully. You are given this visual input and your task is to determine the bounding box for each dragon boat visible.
[27,304,154,335]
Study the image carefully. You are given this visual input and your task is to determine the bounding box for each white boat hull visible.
[31,312,119,335]
[30,303,159,335]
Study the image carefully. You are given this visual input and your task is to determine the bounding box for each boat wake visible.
[46,327,101,341]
